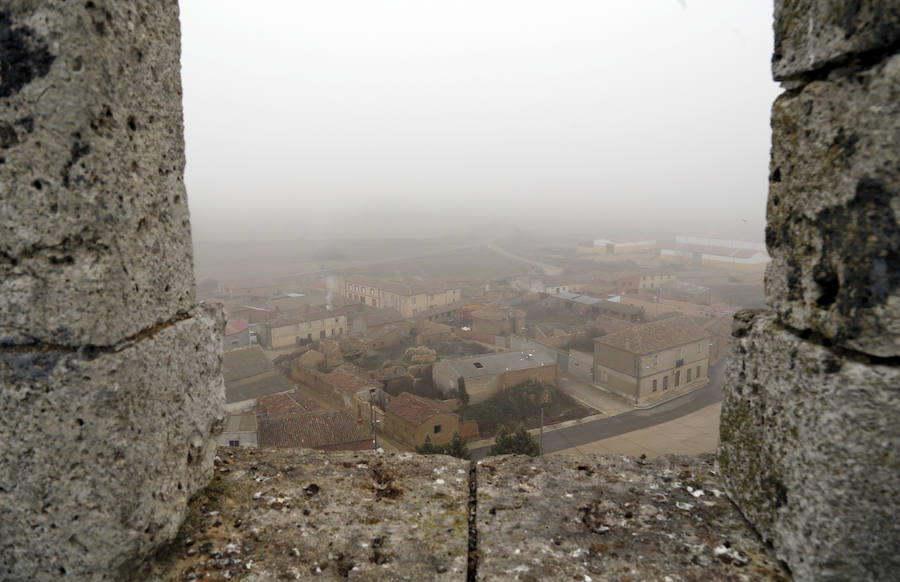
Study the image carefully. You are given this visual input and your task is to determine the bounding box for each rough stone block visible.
[765,53,900,357]
[147,448,470,581]
[0,2,195,347]
[0,306,224,581]
[773,0,900,80]
[476,454,788,581]
[718,310,900,582]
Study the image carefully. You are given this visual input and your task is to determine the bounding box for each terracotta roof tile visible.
[594,316,711,354]
[386,392,455,426]
[257,411,372,449]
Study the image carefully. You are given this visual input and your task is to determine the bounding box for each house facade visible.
[343,276,461,318]
[384,392,461,448]
[593,317,712,404]
[217,414,259,448]
[224,318,250,351]
[470,307,526,337]
[260,310,348,348]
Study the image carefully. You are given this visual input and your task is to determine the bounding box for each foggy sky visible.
[179,1,780,241]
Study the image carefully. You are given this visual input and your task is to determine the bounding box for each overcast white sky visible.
[180,0,780,241]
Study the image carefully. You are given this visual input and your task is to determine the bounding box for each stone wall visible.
[718,2,899,581]
[0,2,223,580]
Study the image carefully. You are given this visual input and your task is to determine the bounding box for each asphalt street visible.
[472,359,727,459]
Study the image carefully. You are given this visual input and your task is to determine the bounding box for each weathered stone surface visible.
[477,454,789,581]
[765,53,900,357]
[0,1,195,347]
[718,310,900,582]
[773,0,900,80]
[147,448,470,581]
[0,306,224,582]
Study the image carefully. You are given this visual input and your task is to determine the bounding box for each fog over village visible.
[182,0,779,458]
[5,0,896,578]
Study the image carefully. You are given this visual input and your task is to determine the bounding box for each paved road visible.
[472,360,726,459]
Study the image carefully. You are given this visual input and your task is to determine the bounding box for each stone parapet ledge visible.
[147,448,789,581]
[717,310,900,582]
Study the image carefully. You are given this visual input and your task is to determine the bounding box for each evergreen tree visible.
[415,432,471,459]
[416,435,438,455]
[444,431,471,460]
[457,376,469,407]
[489,423,540,457]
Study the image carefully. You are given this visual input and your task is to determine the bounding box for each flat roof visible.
[444,350,557,379]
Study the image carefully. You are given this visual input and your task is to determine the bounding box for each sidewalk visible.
[558,373,633,416]
[548,402,722,459]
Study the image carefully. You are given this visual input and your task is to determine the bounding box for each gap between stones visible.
[0,310,194,358]
[777,39,900,89]
[774,319,900,367]
[467,460,478,582]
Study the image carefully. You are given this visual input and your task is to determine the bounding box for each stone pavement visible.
[550,403,722,459]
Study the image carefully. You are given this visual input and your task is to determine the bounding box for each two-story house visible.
[593,317,711,404]
[343,276,461,318]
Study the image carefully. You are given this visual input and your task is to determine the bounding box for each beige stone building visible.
[260,309,348,348]
[593,317,711,405]
[432,350,559,405]
[343,276,461,318]
[384,392,461,448]
[470,307,526,337]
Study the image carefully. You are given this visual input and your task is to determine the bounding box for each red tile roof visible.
[594,316,711,354]
[386,392,455,426]
[257,411,372,449]
[254,391,310,417]
[225,318,249,336]
[325,366,378,396]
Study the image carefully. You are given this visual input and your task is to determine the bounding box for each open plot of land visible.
[549,402,721,459]
[460,381,594,438]
[355,246,531,282]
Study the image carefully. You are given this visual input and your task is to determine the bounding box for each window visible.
[687,369,692,382]
[228,440,239,447]
[674,371,680,387]
[652,379,657,392]
[696,365,701,378]
[663,376,668,390]
[697,342,702,354]
[434,425,441,434]
[653,354,659,366]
